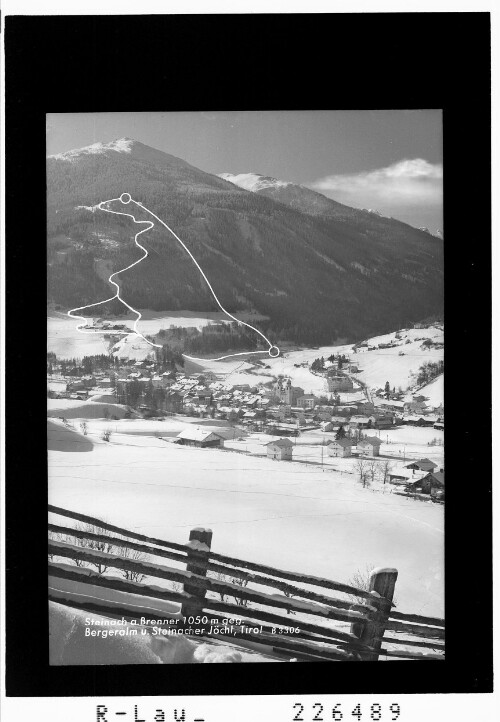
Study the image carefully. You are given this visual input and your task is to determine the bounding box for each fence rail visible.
[48,505,445,662]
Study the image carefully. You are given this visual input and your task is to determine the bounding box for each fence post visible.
[351,567,398,661]
[181,527,213,620]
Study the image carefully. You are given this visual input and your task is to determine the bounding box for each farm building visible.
[176,428,224,448]
[407,470,445,496]
[266,438,293,460]
[357,436,382,457]
[327,438,352,458]
[404,458,438,473]
[388,469,427,486]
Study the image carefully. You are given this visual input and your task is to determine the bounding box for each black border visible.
[5,12,492,697]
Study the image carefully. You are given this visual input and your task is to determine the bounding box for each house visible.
[327,438,352,458]
[266,438,293,460]
[357,436,382,456]
[388,469,427,486]
[196,390,213,406]
[176,428,224,448]
[297,394,317,409]
[378,400,405,413]
[372,414,394,429]
[97,377,115,388]
[434,421,444,430]
[404,400,427,414]
[407,470,444,495]
[404,458,438,473]
[327,375,354,392]
[349,415,373,429]
[355,401,375,414]
[321,421,334,432]
[403,414,437,427]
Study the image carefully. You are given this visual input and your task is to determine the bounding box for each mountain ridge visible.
[47,138,443,346]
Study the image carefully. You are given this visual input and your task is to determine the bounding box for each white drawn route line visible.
[68,193,279,361]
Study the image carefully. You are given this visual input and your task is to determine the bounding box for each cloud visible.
[308,158,443,209]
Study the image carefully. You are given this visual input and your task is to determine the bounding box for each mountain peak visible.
[219,172,292,192]
[48,137,136,160]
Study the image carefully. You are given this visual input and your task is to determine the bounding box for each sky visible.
[46,110,443,231]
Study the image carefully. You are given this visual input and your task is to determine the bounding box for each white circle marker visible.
[68,194,279,361]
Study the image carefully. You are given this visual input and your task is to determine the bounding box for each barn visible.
[176,428,224,448]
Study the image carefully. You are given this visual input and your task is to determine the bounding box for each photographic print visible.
[46,110,445,666]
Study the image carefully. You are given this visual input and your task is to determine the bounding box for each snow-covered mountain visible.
[49,137,136,161]
[218,172,292,192]
[47,138,444,344]
[219,170,390,221]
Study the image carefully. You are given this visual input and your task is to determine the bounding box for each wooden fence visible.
[48,504,445,662]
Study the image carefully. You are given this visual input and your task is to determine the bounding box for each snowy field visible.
[178,326,444,400]
[48,309,268,360]
[48,420,444,619]
[48,313,443,407]
[417,374,444,407]
[225,426,444,472]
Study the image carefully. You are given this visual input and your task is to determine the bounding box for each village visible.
[47,326,445,504]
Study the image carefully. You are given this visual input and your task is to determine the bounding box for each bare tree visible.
[354,458,370,487]
[283,589,297,615]
[208,570,231,602]
[63,522,117,575]
[117,546,149,582]
[101,429,112,442]
[207,569,252,607]
[348,563,398,606]
[348,563,376,605]
[377,459,393,485]
[51,528,89,568]
[230,575,250,607]
[366,459,378,484]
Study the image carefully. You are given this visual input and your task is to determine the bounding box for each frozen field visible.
[48,420,444,618]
